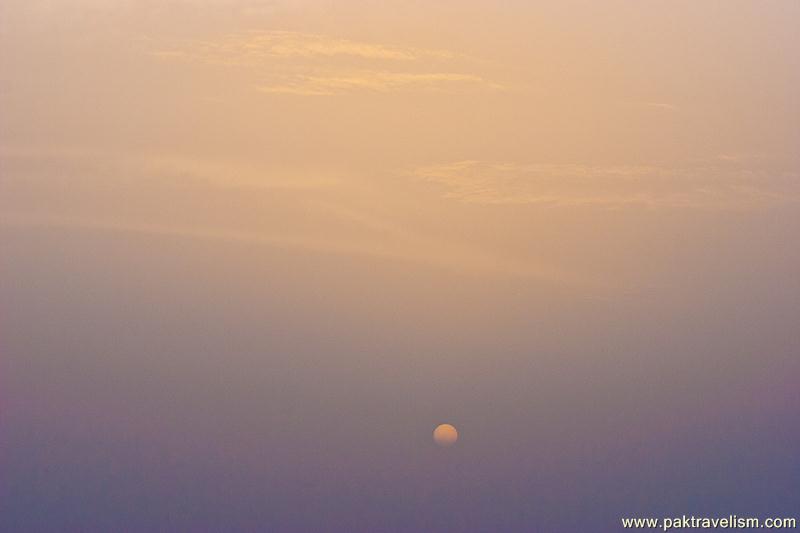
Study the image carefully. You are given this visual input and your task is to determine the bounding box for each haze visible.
[1,1,798,531]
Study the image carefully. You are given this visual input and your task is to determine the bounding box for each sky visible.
[1,1,799,531]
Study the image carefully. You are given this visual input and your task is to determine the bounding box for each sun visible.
[433,423,458,447]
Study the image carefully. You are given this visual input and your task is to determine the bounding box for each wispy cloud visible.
[0,145,340,190]
[0,146,568,282]
[258,71,497,95]
[414,160,800,209]
[158,31,453,64]
[0,210,568,282]
[621,101,680,112]
[155,31,500,95]
[714,152,767,163]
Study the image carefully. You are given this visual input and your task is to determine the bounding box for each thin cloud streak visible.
[0,145,341,190]
[259,71,497,95]
[155,30,500,95]
[156,31,454,64]
[622,101,680,112]
[415,160,800,209]
[0,212,571,283]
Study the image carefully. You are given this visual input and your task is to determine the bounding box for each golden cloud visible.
[415,160,799,209]
[155,31,500,95]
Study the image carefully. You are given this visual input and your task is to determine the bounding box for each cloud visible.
[622,101,680,112]
[0,146,568,282]
[258,71,497,95]
[257,32,449,61]
[154,31,499,95]
[0,145,340,190]
[0,210,567,282]
[140,154,341,190]
[158,31,452,65]
[414,160,800,209]
[715,153,766,163]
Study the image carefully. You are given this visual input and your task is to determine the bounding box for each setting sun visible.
[433,424,459,447]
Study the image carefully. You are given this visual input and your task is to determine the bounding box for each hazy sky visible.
[1,1,799,531]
